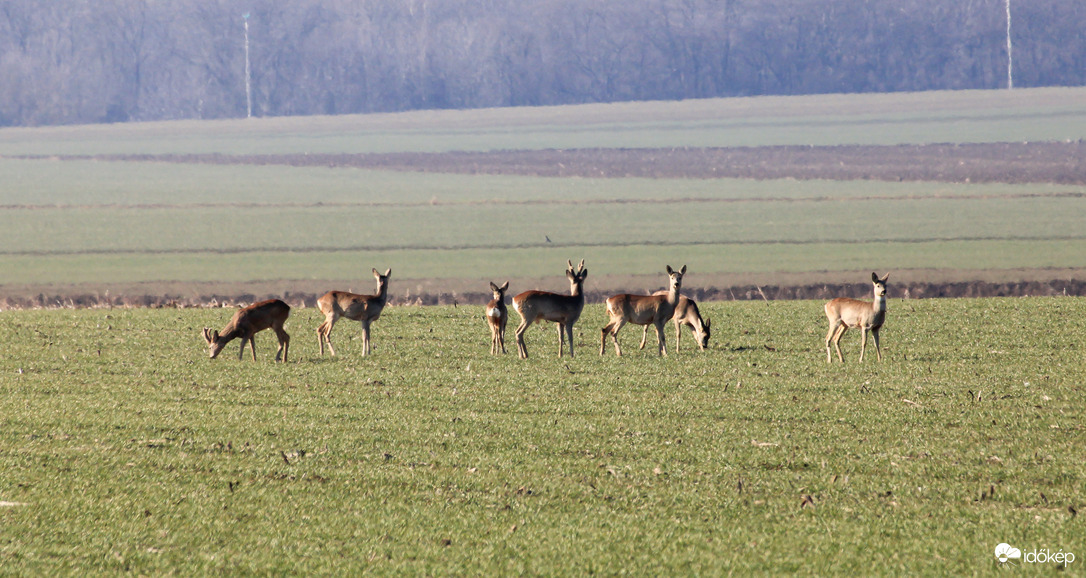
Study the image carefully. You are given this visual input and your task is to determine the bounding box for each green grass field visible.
[1,298,1083,574]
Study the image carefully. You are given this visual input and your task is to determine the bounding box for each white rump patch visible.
[486,307,501,319]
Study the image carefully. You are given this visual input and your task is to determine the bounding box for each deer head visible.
[203,327,226,359]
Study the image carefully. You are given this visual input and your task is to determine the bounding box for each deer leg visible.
[499,322,507,354]
[638,325,649,350]
[361,320,371,356]
[654,319,668,357]
[825,320,842,363]
[871,327,882,361]
[832,325,848,363]
[603,318,625,356]
[514,318,530,359]
[859,327,868,363]
[318,315,338,356]
[275,327,290,363]
[556,323,565,357]
[674,319,682,353]
[600,318,619,355]
[566,322,576,358]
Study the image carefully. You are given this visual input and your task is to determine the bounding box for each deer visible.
[485,281,510,354]
[824,272,890,363]
[203,299,291,362]
[512,259,587,359]
[316,268,391,356]
[600,265,686,357]
[637,293,711,352]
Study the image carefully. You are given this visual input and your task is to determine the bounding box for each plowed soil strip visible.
[20,140,1086,184]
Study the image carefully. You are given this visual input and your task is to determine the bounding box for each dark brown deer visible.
[638,293,711,352]
[512,259,587,359]
[485,281,509,355]
[600,265,685,356]
[316,268,391,356]
[824,272,889,363]
[203,299,291,362]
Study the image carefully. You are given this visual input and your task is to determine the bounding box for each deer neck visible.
[667,282,682,305]
[218,323,242,343]
[871,292,887,320]
[373,282,389,304]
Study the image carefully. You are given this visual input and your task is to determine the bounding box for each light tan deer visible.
[485,281,509,354]
[316,268,391,356]
[203,299,291,362]
[637,293,711,352]
[512,259,587,359]
[600,265,686,356]
[824,272,889,363]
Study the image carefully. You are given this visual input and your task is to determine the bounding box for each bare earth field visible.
[78,140,1086,185]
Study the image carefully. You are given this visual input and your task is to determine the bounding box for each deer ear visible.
[680,265,687,274]
[666,265,674,274]
[500,281,509,291]
[373,268,380,278]
[871,272,879,282]
[203,328,212,344]
[384,268,392,277]
[490,282,500,292]
[881,273,890,283]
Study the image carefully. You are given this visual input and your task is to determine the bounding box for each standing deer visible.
[485,281,510,354]
[600,265,686,356]
[638,293,711,352]
[512,259,588,359]
[824,272,889,363]
[316,268,391,356]
[203,299,291,362]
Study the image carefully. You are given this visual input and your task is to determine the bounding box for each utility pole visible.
[1005,0,1013,89]
[243,12,253,117]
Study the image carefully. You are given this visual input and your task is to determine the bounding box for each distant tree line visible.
[1,0,1083,127]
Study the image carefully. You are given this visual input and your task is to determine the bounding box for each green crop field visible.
[1,87,1086,302]
[0,156,1084,297]
[1,298,1084,574]
[3,87,1086,156]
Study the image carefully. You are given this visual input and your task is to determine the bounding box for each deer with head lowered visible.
[203,299,291,362]
[485,281,509,355]
[637,293,711,352]
[512,259,587,359]
[824,272,889,363]
[316,268,391,356]
[600,265,686,356]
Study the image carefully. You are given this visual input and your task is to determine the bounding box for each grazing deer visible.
[512,259,588,359]
[824,272,889,363]
[600,265,686,356]
[638,293,711,352]
[316,268,391,356]
[485,281,510,354]
[203,299,291,362]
